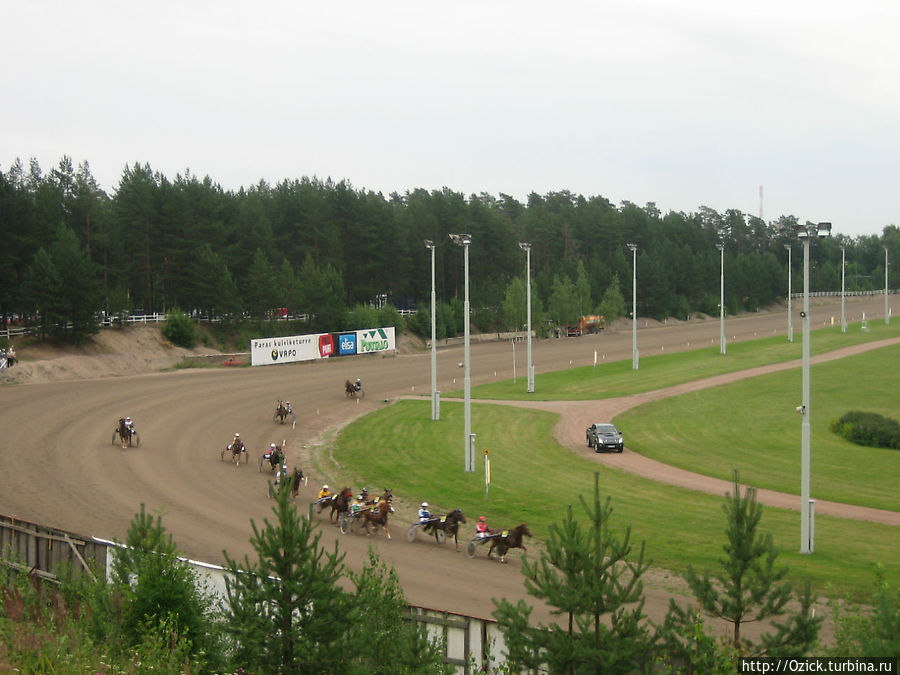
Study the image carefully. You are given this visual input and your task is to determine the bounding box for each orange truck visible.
[565,315,606,337]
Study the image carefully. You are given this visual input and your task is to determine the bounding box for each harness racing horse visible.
[258,443,285,473]
[423,509,467,551]
[112,418,139,449]
[344,380,365,399]
[487,523,533,563]
[290,467,306,498]
[359,499,394,540]
[273,400,296,427]
[222,438,247,467]
[321,487,354,522]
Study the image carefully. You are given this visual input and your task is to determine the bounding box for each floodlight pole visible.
[841,246,846,333]
[451,233,474,472]
[886,246,891,326]
[717,243,726,355]
[785,244,793,342]
[627,243,638,370]
[798,221,831,554]
[425,240,439,420]
[519,242,534,393]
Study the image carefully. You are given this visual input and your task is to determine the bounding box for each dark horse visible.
[487,523,533,563]
[260,444,285,472]
[424,509,467,551]
[290,467,306,498]
[273,400,295,426]
[344,380,364,399]
[112,418,137,449]
[360,499,394,540]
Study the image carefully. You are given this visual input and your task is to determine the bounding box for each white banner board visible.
[249,327,395,366]
[250,334,321,366]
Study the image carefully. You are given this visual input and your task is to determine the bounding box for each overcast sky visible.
[3,1,898,238]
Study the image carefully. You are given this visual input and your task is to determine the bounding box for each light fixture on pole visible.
[425,240,439,420]
[627,243,639,370]
[519,242,534,393]
[796,221,831,554]
[841,246,846,333]
[784,244,793,343]
[717,243,726,355]
[450,233,474,472]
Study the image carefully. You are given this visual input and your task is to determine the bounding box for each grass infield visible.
[325,321,899,601]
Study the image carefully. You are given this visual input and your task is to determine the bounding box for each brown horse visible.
[222,437,246,467]
[487,523,533,563]
[290,467,306,498]
[112,418,138,449]
[359,499,394,540]
[273,400,295,426]
[344,380,364,399]
[423,508,467,551]
[258,443,285,473]
[322,487,354,521]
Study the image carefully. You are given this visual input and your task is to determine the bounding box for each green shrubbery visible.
[162,308,198,349]
[830,411,900,450]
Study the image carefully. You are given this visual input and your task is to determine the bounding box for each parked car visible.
[586,423,624,453]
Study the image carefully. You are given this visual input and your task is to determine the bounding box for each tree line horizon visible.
[1,155,897,342]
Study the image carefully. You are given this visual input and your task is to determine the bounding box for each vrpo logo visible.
[359,328,389,353]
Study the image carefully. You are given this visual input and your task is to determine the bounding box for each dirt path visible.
[0,296,894,640]
[470,337,900,527]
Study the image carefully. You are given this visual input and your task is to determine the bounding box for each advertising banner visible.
[356,326,395,354]
[337,333,358,356]
[250,334,321,366]
[249,327,395,366]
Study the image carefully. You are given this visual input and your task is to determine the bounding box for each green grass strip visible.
[331,400,898,602]
[616,344,900,511]
[465,321,900,401]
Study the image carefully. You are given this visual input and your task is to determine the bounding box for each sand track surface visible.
[1,296,894,638]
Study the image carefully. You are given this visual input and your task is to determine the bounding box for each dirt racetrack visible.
[0,296,895,640]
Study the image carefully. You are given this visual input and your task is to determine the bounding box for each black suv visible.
[586,423,624,453]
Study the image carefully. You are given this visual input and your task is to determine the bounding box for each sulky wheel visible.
[466,541,478,558]
[435,529,446,544]
[340,514,351,534]
[406,524,418,542]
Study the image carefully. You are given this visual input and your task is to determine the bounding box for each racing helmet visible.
[421,502,428,508]
[270,442,276,448]
[479,516,486,521]
[234,432,240,437]
[125,417,132,423]
[322,484,329,490]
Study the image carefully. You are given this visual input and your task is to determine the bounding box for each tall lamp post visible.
[425,240,439,420]
[717,243,726,355]
[519,242,534,393]
[886,246,891,326]
[784,244,793,342]
[450,233,474,472]
[841,246,846,333]
[627,244,639,370]
[797,221,831,554]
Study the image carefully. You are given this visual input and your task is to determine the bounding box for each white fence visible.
[1,515,518,674]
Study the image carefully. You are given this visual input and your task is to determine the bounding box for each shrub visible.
[162,308,198,349]
[830,411,900,450]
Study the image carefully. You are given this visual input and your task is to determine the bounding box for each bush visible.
[162,309,198,349]
[830,411,900,450]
